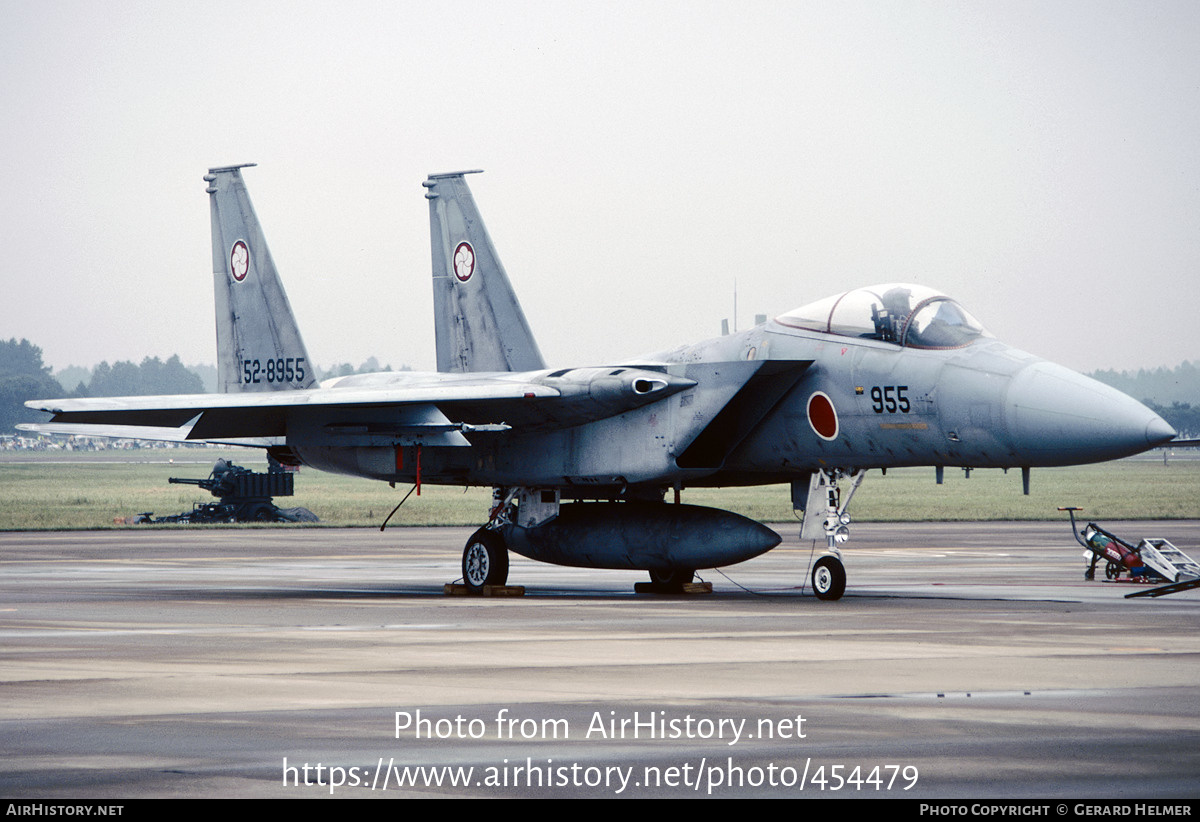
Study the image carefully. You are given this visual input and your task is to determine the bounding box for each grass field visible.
[1,448,1196,530]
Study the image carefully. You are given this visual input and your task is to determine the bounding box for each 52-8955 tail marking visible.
[241,357,307,385]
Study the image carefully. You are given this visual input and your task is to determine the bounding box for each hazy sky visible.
[2,0,1198,377]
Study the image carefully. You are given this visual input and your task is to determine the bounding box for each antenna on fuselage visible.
[721,279,738,336]
[733,278,738,333]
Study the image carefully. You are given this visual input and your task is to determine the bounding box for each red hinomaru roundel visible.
[807,391,839,440]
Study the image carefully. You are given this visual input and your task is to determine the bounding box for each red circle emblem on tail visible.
[230,240,249,282]
[807,392,839,440]
[453,241,475,282]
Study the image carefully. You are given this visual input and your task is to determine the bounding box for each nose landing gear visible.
[794,469,865,601]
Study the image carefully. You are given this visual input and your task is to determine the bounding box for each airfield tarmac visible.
[1,522,1198,799]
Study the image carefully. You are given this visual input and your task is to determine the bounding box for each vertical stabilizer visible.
[424,171,546,373]
[204,164,315,393]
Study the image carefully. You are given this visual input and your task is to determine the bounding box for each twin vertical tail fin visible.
[203,165,539,389]
[204,164,315,393]
[424,171,546,373]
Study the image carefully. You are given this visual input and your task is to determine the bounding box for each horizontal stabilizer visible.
[16,421,277,448]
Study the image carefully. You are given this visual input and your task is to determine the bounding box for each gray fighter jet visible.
[25,165,1176,600]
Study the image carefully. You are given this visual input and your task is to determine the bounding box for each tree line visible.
[2,339,206,433]
[1088,361,1200,407]
[1088,362,1200,438]
[0,339,65,434]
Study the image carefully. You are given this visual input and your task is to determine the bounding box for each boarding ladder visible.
[1136,538,1200,584]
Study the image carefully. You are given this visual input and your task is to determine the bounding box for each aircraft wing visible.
[22,367,697,446]
[23,381,555,444]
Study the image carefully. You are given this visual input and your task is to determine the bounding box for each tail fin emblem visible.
[453,241,475,282]
[230,240,250,282]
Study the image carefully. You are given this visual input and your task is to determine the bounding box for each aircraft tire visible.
[648,568,695,589]
[463,528,509,592]
[812,555,846,601]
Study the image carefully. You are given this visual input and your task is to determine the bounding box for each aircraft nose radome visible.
[1005,361,1174,465]
[1146,415,1177,446]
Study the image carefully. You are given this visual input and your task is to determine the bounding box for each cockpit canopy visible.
[776,283,991,349]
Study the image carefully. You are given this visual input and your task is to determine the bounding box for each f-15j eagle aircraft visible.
[25,165,1176,600]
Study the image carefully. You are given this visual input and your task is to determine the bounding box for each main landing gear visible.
[811,555,846,601]
[462,527,509,593]
[460,486,529,593]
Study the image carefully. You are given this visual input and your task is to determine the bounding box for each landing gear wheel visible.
[648,568,695,589]
[462,528,509,593]
[812,555,846,601]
